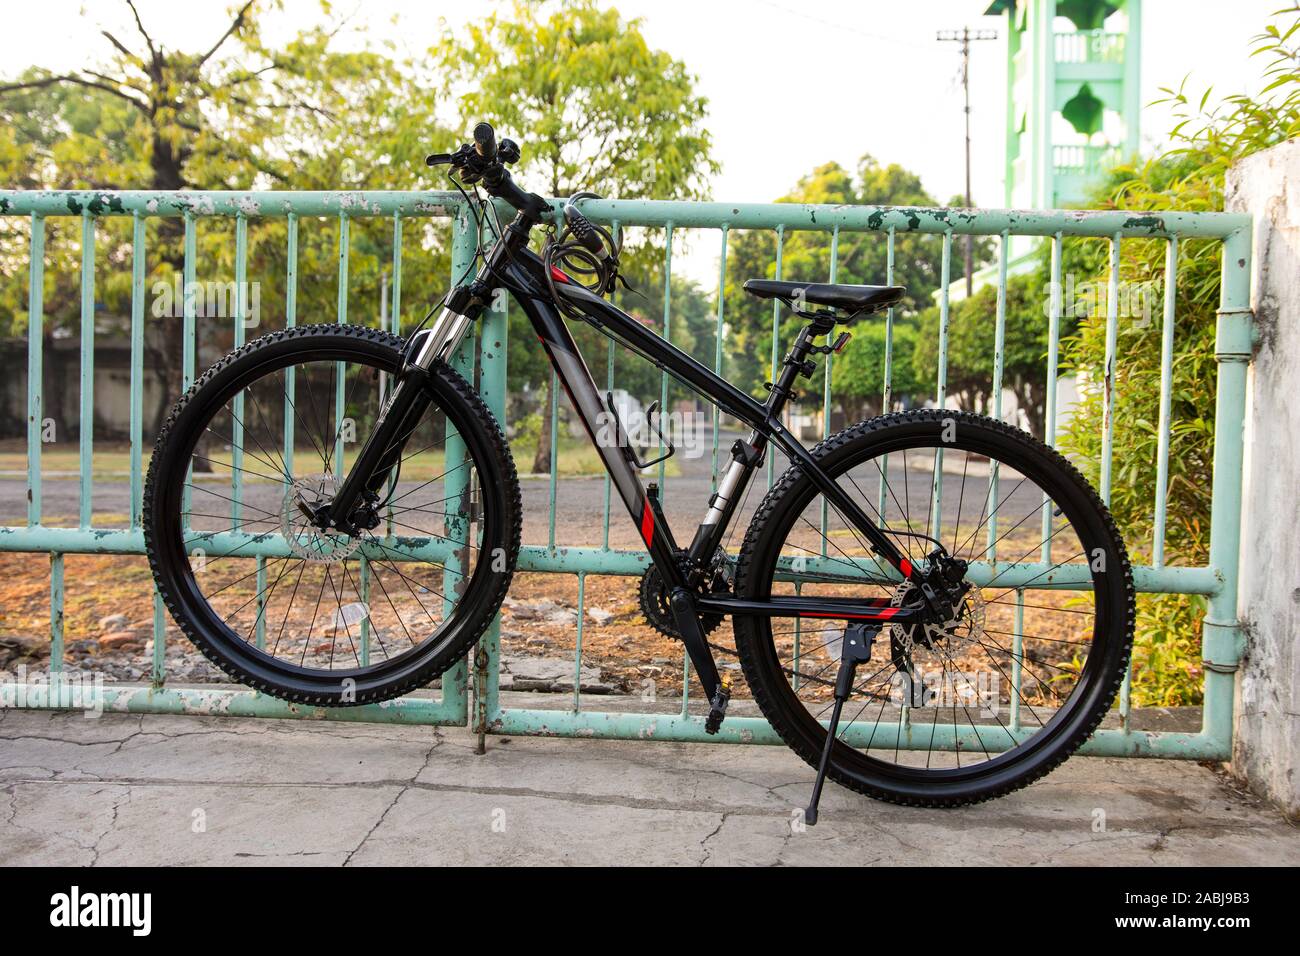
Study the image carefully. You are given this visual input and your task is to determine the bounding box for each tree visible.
[910,272,1066,438]
[1055,6,1300,705]
[830,322,922,422]
[434,0,718,472]
[0,1,455,437]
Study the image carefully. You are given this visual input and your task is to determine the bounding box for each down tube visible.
[511,289,686,588]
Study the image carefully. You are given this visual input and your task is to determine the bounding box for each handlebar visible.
[427,123,622,303]
[426,123,614,266]
[425,121,548,220]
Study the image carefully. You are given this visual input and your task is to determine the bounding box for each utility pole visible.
[937,26,997,296]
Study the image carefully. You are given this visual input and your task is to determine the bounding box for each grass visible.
[510,433,681,478]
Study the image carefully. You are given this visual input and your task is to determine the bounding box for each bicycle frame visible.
[334,230,926,704]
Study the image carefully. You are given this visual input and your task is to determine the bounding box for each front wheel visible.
[143,324,521,706]
[734,409,1134,807]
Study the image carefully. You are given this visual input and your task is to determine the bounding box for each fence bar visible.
[985,232,1010,561]
[440,202,477,724]
[603,221,621,551]
[1,191,1248,239]
[1199,227,1252,756]
[1100,232,1121,505]
[49,553,64,673]
[334,213,349,475]
[711,226,728,494]
[1042,233,1063,562]
[129,214,146,528]
[486,707,1225,757]
[991,231,1009,420]
[1010,588,1024,730]
[183,214,196,387]
[658,224,673,490]
[767,226,784,489]
[230,215,247,528]
[0,683,469,725]
[572,572,586,712]
[357,556,370,665]
[78,213,95,529]
[283,213,298,479]
[878,228,895,518]
[390,213,403,331]
[254,556,267,655]
[930,231,952,542]
[26,214,44,528]
[820,227,839,552]
[476,227,509,730]
[1152,236,1178,567]
[151,589,166,686]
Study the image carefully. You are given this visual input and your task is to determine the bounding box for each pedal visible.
[804,623,879,826]
[705,675,732,734]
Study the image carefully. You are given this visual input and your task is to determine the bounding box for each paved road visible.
[2,431,1050,557]
[1,707,1294,866]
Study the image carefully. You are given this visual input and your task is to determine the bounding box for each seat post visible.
[765,316,832,420]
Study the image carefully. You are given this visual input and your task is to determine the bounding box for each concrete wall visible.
[1226,139,1300,818]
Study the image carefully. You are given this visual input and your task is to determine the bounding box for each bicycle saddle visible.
[742,279,905,319]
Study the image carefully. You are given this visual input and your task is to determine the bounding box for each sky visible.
[1,0,1281,281]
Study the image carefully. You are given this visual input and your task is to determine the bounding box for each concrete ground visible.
[1,706,1295,866]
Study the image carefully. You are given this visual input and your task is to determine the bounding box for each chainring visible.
[637,564,724,640]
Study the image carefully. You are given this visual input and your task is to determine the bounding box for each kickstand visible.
[804,622,880,826]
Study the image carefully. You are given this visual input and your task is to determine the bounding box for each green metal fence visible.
[0,189,1251,760]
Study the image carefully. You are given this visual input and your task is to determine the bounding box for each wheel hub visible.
[281,475,362,563]
[888,571,985,663]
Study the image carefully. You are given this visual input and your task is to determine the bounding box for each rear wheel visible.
[144,324,520,705]
[734,409,1134,807]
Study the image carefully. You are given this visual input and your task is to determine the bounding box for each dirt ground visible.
[0,542,1089,715]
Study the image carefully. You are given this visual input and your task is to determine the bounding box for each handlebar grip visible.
[472,122,497,160]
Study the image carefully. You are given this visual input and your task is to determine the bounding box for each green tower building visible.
[985,0,1142,211]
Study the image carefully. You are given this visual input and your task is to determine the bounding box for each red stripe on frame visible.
[799,607,901,621]
[550,265,571,283]
[899,558,914,578]
[640,499,655,547]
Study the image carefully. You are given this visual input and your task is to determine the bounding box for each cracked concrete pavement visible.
[0,706,1296,866]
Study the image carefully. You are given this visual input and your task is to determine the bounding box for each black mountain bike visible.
[144,124,1134,816]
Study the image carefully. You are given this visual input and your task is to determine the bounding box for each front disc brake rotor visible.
[281,475,362,563]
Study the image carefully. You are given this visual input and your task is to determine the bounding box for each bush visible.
[1057,7,1300,706]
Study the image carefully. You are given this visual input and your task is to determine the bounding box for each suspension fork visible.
[328,211,535,530]
[327,306,471,532]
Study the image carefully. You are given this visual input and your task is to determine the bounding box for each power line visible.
[937,26,997,296]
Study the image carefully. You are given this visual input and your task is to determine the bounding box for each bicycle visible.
[143,123,1135,818]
